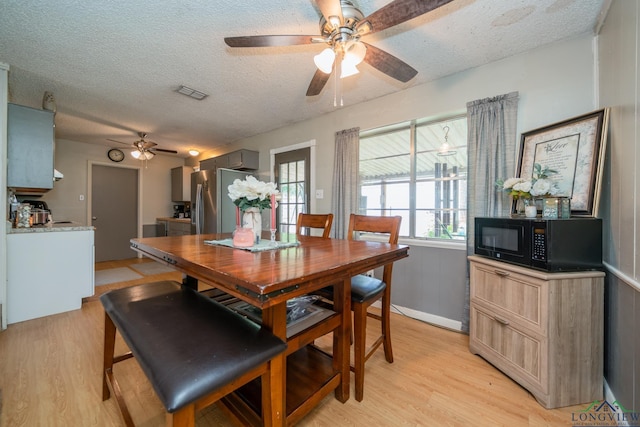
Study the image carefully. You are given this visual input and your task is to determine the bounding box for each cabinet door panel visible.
[471,304,546,393]
[471,263,545,333]
[8,104,55,189]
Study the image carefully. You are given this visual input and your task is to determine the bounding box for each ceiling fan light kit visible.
[314,48,336,73]
[131,149,154,160]
[224,0,453,99]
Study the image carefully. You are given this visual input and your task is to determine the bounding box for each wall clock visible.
[108,148,125,162]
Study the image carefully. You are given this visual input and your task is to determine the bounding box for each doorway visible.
[274,148,311,234]
[91,164,139,262]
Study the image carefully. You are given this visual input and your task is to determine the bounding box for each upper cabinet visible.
[171,166,192,202]
[199,149,258,171]
[7,103,55,192]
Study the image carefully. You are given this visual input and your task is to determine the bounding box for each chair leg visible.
[352,301,367,402]
[166,404,195,427]
[102,313,116,401]
[381,290,393,363]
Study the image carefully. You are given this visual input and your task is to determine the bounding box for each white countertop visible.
[7,222,94,234]
[157,217,191,224]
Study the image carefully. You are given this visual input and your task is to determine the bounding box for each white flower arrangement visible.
[228,175,280,211]
[496,163,559,200]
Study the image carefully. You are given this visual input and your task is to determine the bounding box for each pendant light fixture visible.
[438,125,457,156]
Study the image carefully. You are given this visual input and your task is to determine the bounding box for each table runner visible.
[204,238,300,252]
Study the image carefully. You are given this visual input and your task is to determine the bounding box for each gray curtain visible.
[462,91,519,333]
[331,127,360,239]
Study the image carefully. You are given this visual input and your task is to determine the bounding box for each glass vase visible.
[524,198,537,218]
[242,207,262,244]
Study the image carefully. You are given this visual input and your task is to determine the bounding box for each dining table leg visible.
[182,274,198,290]
[333,277,351,402]
[261,302,288,426]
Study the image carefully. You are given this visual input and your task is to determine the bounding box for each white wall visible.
[225,33,598,327]
[1,62,9,330]
[231,34,597,214]
[43,139,186,225]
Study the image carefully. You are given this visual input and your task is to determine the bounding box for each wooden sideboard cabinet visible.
[468,255,604,409]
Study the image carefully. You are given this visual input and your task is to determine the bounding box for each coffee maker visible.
[173,204,185,218]
[173,202,190,218]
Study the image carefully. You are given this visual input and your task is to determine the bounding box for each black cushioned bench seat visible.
[100,280,287,425]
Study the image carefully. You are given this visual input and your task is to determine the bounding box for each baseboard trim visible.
[371,301,463,332]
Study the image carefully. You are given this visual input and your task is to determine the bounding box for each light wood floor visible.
[0,258,596,426]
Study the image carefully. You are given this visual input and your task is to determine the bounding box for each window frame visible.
[359,114,468,242]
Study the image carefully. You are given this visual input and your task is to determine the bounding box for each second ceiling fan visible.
[224,0,453,97]
[109,132,178,160]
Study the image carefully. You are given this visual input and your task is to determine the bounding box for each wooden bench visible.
[100,280,287,426]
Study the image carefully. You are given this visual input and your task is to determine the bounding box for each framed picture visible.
[515,108,610,217]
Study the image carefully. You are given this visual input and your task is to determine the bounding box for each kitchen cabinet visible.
[199,149,258,171]
[7,227,94,324]
[156,217,192,236]
[156,220,168,236]
[7,103,55,191]
[468,255,604,409]
[171,166,191,202]
[167,221,191,236]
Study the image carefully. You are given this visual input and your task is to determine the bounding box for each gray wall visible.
[598,0,640,412]
[390,244,467,330]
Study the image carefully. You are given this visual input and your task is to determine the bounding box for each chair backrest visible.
[296,213,334,238]
[347,214,401,245]
[347,214,402,284]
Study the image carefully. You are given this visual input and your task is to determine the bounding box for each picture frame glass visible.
[515,109,609,217]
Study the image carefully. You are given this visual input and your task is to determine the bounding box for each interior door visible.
[274,148,311,234]
[91,164,139,262]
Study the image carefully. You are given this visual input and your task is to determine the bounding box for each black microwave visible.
[474,217,602,271]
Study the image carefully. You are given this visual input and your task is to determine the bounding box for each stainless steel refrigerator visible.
[191,168,249,234]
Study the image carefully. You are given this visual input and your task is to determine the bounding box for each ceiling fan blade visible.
[152,148,178,154]
[356,0,453,36]
[362,42,417,83]
[316,0,344,26]
[225,35,319,47]
[306,69,332,96]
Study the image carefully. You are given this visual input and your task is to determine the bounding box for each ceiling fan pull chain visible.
[334,53,344,107]
[333,59,338,107]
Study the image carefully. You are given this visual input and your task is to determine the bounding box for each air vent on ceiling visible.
[176,85,208,100]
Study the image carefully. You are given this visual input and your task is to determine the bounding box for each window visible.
[359,115,467,241]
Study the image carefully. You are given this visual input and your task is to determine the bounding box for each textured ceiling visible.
[0,0,607,158]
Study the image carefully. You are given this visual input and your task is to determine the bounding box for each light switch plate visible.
[315,189,324,199]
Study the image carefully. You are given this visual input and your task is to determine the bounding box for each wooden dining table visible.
[130,232,409,426]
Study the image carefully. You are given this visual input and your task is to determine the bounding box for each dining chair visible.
[296,212,334,238]
[344,214,402,401]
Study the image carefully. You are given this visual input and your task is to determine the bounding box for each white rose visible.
[513,180,532,193]
[502,177,524,189]
[531,179,551,196]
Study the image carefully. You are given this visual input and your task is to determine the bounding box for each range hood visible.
[11,169,64,196]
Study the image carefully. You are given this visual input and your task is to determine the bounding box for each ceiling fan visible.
[224,0,453,97]
[108,132,178,160]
